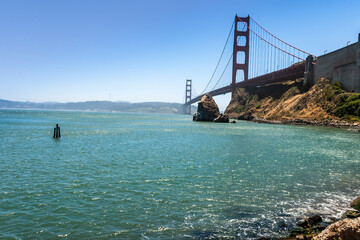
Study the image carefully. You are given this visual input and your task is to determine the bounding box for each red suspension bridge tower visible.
[232,15,250,97]
[184,79,192,114]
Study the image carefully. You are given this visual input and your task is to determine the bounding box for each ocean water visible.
[0,109,360,239]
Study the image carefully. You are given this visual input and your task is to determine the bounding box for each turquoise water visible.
[1,109,360,239]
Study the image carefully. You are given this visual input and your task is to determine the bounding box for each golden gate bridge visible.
[184,15,316,114]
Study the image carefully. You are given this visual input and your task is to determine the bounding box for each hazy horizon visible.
[0,98,184,104]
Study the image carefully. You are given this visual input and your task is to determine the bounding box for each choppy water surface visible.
[0,109,360,239]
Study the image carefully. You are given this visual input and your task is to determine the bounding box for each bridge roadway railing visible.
[185,62,305,106]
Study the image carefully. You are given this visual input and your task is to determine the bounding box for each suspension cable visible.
[249,16,315,57]
[210,53,233,91]
[200,20,235,95]
[210,23,246,91]
[237,17,305,61]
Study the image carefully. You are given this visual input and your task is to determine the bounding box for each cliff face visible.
[225,78,360,124]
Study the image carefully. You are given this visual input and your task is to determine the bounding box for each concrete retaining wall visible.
[313,35,360,92]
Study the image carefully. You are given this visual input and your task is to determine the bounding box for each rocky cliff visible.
[225,78,360,129]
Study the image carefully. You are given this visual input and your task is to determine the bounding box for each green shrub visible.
[333,81,343,90]
[247,95,253,103]
[346,93,360,102]
[323,85,335,100]
[324,82,346,101]
[337,94,348,104]
[333,82,345,95]
[255,101,262,109]
[235,105,245,113]
[339,114,360,122]
[336,97,360,119]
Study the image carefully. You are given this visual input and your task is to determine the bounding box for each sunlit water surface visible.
[0,110,360,239]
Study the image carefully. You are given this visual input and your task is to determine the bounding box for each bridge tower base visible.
[303,55,315,91]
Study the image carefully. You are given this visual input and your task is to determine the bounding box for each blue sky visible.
[1,0,360,111]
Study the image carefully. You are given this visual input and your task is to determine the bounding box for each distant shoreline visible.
[0,99,196,114]
[0,107,193,115]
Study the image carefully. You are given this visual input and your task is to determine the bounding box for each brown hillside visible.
[225,78,360,125]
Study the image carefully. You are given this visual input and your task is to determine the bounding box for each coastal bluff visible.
[193,94,229,122]
[225,78,360,130]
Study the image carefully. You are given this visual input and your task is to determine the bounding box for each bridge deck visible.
[185,62,305,106]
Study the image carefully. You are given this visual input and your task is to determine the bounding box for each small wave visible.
[57,233,69,237]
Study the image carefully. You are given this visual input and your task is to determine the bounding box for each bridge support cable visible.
[249,16,313,56]
[210,51,233,92]
[211,23,247,92]
[192,86,200,99]
[237,16,316,80]
[199,20,235,95]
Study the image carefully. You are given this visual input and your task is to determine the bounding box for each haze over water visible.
[1,109,360,239]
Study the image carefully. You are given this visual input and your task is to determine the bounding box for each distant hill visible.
[0,99,197,114]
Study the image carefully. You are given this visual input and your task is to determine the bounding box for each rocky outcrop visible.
[237,111,255,121]
[192,112,200,121]
[277,195,360,239]
[281,215,326,239]
[297,215,322,228]
[313,217,360,240]
[343,210,360,219]
[214,114,229,123]
[193,94,221,122]
[351,196,360,211]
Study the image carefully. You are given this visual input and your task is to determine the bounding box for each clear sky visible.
[1,0,360,111]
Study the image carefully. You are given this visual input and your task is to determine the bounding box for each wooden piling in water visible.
[53,124,61,138]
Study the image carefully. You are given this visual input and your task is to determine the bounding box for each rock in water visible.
[350,196,360,211]
[193,94,220,121]
[213,114,230,123]
[344,210,360,219]
[297,215,322,228]
[193,112,200,121]
[313,217,360,240]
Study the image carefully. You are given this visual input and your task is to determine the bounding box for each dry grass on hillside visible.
[225,78,360,123]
